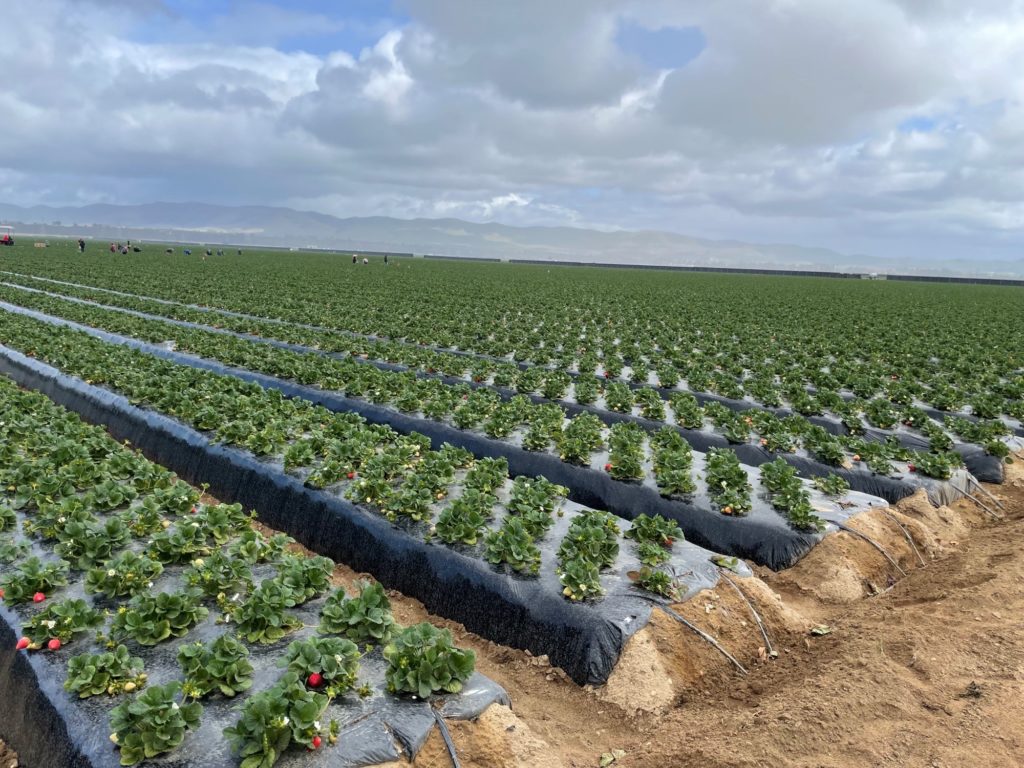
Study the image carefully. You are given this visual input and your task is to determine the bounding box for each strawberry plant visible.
[573,375,600,405]
[22,498,95,541]
[280,636,361,698]
[88,479,139,511]
[651,427,696,496]
[636,566,678,599]
[463,457,509,494]
[607,422,645,481]
[178,634,254,699]
[624,514,683,549]
[224,671,330,767]
[635,388,666,421]
[668,392,704,429]
[435,489,496,545]
[149,480,202,515]
[85,551,164,599]
[507,475,566,538]
[194,502,253,545]
[383,623,476,698]
[65,645,147,698]
[636,540,671,567]
[274,553,334,604]
[604,382,634,413]
[0,504,15,532]
[318,580,396,644]
[909,450,962,480]
[558,413,604,465]
[23,598,105,647]
[813,473,850,496]
[558,510,620,569]
[0,535,29,564]
[111,590,209,646]
[231,579,304,644]
[53,515,131,570]
[108,681,202,766]
[484,517,542,574]
[227,529,292,564]
[184,551,254,598]
[147,520,213,563]
[556,556,603,601]
[760,459,824,531]
[0,556,70,604]
[704,448,753,515]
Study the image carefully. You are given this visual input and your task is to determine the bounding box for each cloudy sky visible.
[2,0,1024,261]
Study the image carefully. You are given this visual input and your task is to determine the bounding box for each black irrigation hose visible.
[878,508,927,568]
[433,708,462,768]
[968,475,1006,511]
[718,571,774,657]
[952,479,1003,519]
[634,595,748,675]
[831,521,906,577]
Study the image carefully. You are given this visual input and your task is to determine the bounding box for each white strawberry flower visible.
[107,569,117,577]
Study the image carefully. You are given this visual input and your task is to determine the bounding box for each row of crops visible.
[0,294,893,568]
[1,271,1018,462]
[1,248,1022,425]
[0,377,501,767]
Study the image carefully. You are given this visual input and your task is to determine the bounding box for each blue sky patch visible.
[616,22,706,70]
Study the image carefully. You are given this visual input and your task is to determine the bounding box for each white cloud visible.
[2,0,1024,262]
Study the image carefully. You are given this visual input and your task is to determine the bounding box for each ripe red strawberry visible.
[48,638,61,651]
[907,463,916,473]
[191,506,198,514]
[33,592,46,603]
[16,637,29,650]
[308,672,323,688]
[0,588,5,599]
[603,371,611,378]
[312,736,322,749]
[604,463,612,472]
[346,472,356,480]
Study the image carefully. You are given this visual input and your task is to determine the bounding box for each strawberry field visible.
[0,241,1021,766]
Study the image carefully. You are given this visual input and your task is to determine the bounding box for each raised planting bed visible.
[0,341,760,686]
[3,263,1021,447]
[0,303,898,568]
[0,378,504,768]
[2,275,1015,475]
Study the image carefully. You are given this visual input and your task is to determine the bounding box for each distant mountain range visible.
[1,201,1021,278]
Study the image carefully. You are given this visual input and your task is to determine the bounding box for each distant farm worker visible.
[78,238,85,253]
[363,257,369,265]
[384,254,388,265]
[110,242,116,253]
[352,254,357,264]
